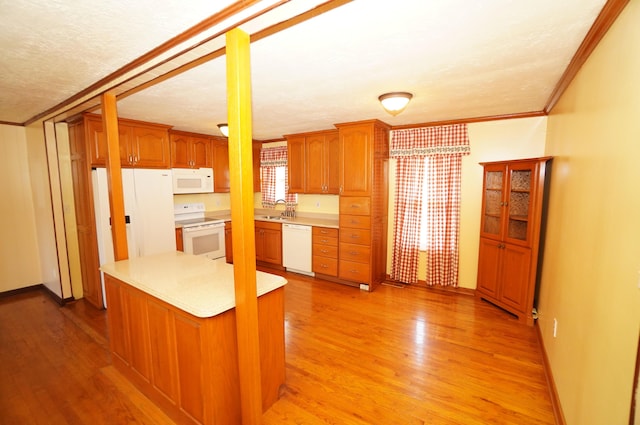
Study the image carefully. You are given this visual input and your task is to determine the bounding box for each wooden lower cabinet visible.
[104,274,285,425]
[175,227,183,252]
[312,227,339,276]
[255,221,282,266]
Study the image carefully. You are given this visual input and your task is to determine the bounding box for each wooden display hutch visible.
[476,157,551,325]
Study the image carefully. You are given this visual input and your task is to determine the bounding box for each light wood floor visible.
[0,272,555,424]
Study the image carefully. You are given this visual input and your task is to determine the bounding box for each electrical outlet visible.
[553,318,558,338]
[316,201,320,208]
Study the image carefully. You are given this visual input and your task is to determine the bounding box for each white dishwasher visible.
[282,223,314,276]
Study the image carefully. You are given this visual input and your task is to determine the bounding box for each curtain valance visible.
[391,124,470,158]
[260,146,288,167]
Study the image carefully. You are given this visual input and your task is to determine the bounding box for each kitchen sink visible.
[257,215,287,221]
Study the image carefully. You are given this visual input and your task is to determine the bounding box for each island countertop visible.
[100,251,287,318]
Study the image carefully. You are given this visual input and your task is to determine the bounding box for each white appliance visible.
[172,167,214,194]
[282,223,314,276]
[175,203,226,261]
[93,168,177,306]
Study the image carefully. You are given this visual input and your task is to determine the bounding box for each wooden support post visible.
[226,28,263,424]
[101,92,128,261]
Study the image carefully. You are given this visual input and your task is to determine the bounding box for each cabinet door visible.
[170,134,192,168]
[191,136,212,169]
[325,132,340,194]
[131,126,170,168]
[499,244,531,312]
[480,163,506,241]
[255,228,265,261]
[212,140,230,192]
[476,238,502,298]
[287,136,305,193]
[505,162,537,246]
[262,229,282,265]
[305,134,326,194]
[339,124,371,196]
[86,117,130,167]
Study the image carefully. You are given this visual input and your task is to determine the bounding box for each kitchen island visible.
[100,252,287,425]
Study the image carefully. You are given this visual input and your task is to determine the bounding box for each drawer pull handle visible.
[351,235,360,239]
[320,230,328,234]
[350,220,358,224]
[321,264,328,268]
[350,269,358,273]
[321,249,329,254]
[321,239,328,243]
[349,251,358,255]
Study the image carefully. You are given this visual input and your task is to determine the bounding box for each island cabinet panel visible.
[146,300,179,402]
[103,273,285,425]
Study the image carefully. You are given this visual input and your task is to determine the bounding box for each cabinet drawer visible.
[339,196,371,216]
[339,228,371,246]
[339,214,371,230]
[313,243,338,258]
[313,235,338,247]
[313,256,338,276]
[339,242,370,263]
[312,226,338,238]
[339,260,370,283]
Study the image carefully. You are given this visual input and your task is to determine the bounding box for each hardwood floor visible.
[0,273,555,424]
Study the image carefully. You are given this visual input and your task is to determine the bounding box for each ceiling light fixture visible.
[217,123,229,137]
[378,92,413,116]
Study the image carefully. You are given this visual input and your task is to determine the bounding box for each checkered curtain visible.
[260,146,297,208]
[390,124,470,286]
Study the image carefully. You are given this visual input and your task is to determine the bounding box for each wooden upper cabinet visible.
[287,136,306,194]
[286,130,339,195]
[170,131,212,169]
[212,138,230,192]
[85,114,171,168]
[130,125,171,168]
[337,122,374,196]
[306,130,339,194]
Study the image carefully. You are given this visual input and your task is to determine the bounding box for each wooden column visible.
[101,92,128,261]
[226,28,263,424]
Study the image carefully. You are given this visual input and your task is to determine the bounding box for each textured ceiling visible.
[1,0,608,140]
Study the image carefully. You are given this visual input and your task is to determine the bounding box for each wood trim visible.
[0,284,44,299]
[23,0,266,126]
[117,0,351,103]
[0,120,23,127]
[536,322,567,425]
[544,0,630,113]
[384,275,476,296]
[631,332,640,425]
[391,111,546,131]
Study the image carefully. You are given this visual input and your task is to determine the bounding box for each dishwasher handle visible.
[283,223,311,231]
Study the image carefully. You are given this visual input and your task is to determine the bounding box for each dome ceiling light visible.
[378,92,413,116]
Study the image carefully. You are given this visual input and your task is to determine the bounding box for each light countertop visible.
[100,251,287,318]
[203,210,339,229]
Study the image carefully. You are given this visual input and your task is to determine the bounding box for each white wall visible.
[386,116,548,288]
[0,124,42,291]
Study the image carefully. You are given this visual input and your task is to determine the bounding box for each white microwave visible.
[172,168,214,194]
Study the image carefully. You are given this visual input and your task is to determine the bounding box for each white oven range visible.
[174,203,226,260]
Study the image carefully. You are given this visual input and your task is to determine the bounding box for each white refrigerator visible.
[92,167,176,306]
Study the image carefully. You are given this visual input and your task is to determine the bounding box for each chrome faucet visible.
[275,199,296,218]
